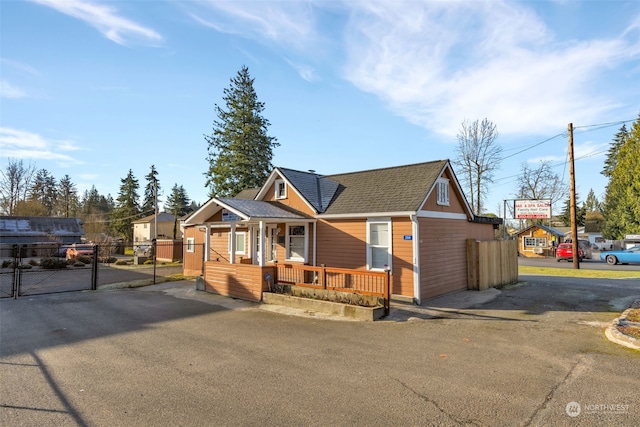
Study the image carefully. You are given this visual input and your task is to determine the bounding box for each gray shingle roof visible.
[277,168,339,213]
[321,160,448,215]
[219,198,310,219]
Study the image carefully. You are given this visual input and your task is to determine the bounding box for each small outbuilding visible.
[516,224,565,258]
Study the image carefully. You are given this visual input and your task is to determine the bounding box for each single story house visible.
[0,216,86,257]
[133,212,182,242]
[182,160,502,304]
[517,224,565,258]
[0,216,85,244]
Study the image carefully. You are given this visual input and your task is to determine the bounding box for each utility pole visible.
[568,123,579,269]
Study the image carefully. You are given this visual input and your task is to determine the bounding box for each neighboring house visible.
[517,224,566,258]
[182,160,501,304]
[0,216,85,244]
[133,212,182,242]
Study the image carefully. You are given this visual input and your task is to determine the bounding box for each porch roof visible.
[219,198,313,221]
[184,197,312,225]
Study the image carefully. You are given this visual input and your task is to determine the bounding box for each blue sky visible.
[1,0,639,216]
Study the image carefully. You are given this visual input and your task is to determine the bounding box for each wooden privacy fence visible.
[467,239,518,290]
[275,264,390,315]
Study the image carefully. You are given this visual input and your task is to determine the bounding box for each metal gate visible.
[0,244,97,299]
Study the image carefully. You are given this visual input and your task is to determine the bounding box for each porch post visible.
[204,224,211,262]
[313,221,317,266]
[411,215,421,305]
[258,220,266,266]
[229,222,236,264]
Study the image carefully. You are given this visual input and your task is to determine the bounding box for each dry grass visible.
[617,325,640,340]
[518,266,640,279]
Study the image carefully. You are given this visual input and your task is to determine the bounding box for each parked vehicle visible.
[564,239,592,259]
[600,245,640,265]
[556,243,583,262]
[66,244,95,259]
[134,242,153,257]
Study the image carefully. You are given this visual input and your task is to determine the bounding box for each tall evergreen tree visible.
[165,183,191,239]
[57,174,79,218]
[29,169,57,216]
[142,164,160,216]
[601,124,628,178]
[110,170,141,242]
[601,115,640,239]
[558,194,585,227]
[583,188,601,213]
[204,66,279,197]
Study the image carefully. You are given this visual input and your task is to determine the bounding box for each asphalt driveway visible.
[1,276,639,426]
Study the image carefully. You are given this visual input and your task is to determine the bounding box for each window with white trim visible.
[366,219,392,271]
[228,232,246,255]
[436,178,450,206]
[286,225,306,262]
[186,237,195,253]
[523,237,546,248]
[275,179,286,199]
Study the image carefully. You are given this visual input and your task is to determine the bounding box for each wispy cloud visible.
[0,80,27,99]
[0,127,84,165]
[187,0,317,51]
[188,1,639,138]
[341,1,640,136]
[29,0,162,46]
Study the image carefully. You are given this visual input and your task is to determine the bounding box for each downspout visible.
[411,215,421,305]
[313,221,317,266]
[229,222,236,264]
[204,224,211,262]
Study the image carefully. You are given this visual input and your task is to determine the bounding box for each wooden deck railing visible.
[275,264,390,315]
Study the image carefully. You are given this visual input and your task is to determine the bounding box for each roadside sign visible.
[514,199,551,219]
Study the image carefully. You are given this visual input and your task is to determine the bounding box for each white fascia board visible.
[417,211,468,220]
[248,217,316,224]
[316,211,415,220]
[183,198,248,226]
[419,162,474,220]
[255,168,319,215]
[254,169,281,200]
[183,197,219,225]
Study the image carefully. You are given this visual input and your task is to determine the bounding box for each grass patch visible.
[617,325,640,340]
[519,266,640,279]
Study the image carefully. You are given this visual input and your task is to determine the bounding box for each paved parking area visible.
[1,276,639,426]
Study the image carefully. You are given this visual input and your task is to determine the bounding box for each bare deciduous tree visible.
[0,158,36,215]
[515,161,568,216]
[453,118,502,215]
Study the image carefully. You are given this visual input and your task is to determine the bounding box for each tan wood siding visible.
[419,217,468,300]
[421,170,467,214]
[204,263,274,302]
[390,218,414,297]
[263,180,316,215]
[316,219,366,269]
[183,227,205,276]
[316,218,415,298]
[419,218,496,300]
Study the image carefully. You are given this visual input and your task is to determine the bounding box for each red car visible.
[556,243,583,262]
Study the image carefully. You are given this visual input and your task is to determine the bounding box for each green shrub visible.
[29,259,39,266]
[115,260,129,265]
[40,258,67,269]
[2,260,13,268]
[77,256,92,264]
[18,264,32,269]
[101,257,117,264]
[73,262,85,267]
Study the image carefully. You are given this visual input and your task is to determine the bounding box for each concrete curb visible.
[605,299,640,351]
